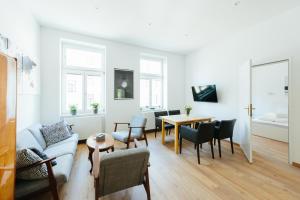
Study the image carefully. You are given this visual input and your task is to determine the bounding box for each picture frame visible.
[114,68,134,99]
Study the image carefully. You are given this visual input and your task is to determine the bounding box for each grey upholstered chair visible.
[93,140,151,200]
[112,116,148,148]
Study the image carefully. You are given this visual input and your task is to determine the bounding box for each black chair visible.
[168,110,181,115]
[154,111,174,138]
[213,119,236,158]
[179,122,215,164]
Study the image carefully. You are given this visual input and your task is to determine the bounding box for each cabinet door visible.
[0,53,17,200]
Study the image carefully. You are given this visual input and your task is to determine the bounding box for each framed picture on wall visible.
[114,68,134,99]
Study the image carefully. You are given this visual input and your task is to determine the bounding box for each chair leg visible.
[200,143,202,149]
[196,144,200,164]
[143,168,151,200]
[214,138,216,146]
[126,141,130,149]
[210,140,214,159]
[230,137,234,154]
[155,127,157,138]
[179,136,182,154]
[144,132,149,146]
[218,139,221,158]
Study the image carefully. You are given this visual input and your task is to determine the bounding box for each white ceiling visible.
[20,0,300,54]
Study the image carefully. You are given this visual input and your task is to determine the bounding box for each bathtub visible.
[252,114,288,143]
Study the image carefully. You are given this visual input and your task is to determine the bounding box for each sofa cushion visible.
[112,131,141,142]
[40,121,72,146]
[16,149,48,180]
[53,154,74,184]
[17,129,43,152]
[15,178,49,198]
[28,123,47,149]
[43,134,79,158]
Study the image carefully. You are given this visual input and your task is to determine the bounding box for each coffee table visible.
[86,133,115,173]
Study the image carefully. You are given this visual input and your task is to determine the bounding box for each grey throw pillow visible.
[16,149,48,180]
[41,121,72,146]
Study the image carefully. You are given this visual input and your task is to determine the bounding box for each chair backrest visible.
[197,122,216,142]
[154,111,168,127]
[130,116,147,135]
[97,147,150,197]
[154,111,168,118]
[218,119,237,139]
[168,110,181,115]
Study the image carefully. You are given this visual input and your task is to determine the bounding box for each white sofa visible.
[15,123,79,199]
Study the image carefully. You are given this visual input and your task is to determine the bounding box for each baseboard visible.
[292,162,300,168]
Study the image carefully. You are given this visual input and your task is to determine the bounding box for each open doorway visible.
[251,60,289,164]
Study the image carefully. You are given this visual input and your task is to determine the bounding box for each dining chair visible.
[168,110,181,115]
[112,116,147,148]
[93,139,151,200]
[213,119,237,157]
[154,111,174,138]
[179,122,216,164]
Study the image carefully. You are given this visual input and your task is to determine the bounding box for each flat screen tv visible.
[192,85,218,103]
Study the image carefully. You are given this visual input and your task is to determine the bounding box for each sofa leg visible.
[154,127,157,138]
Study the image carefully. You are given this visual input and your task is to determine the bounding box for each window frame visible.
[140,55,164,110]
[61,41,106,115]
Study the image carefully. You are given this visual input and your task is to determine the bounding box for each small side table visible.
[86,133,115,173]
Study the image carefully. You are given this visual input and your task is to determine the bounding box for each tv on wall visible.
[192,85,218,103]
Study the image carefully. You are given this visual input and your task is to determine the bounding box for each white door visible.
[238,60,253,163]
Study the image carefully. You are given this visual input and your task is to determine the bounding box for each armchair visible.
[179,122,215,164]
[93,139,150,200]
[112,116,148,148]
[15,157,59,200]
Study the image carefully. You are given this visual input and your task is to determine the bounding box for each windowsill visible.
[61,112,105,118]
[140,108,166,113]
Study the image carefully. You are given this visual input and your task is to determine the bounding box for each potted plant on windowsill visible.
[185,105,192,116]
[70,105,77,116]
[91,103,99,114]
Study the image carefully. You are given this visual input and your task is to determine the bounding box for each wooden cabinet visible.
[0,53,17,200]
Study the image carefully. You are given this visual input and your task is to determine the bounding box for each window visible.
[140,55,165,110]
[61,42,105,114]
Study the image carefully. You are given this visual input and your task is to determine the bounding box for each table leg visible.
[162,119,166,144]
[174,123,179,154]
[88,148,94,173]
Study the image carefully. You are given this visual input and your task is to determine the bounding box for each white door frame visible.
[251,58,292,164]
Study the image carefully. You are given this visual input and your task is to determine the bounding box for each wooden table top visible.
[86,133,114,150]
[161,114,213,124]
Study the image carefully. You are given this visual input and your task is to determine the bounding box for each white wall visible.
[185,6,300,163]
[0,0,40,131]
[40,27,185,135]
[252,61,288,118]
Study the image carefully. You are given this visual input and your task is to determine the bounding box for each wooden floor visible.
[38,132,300,200]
